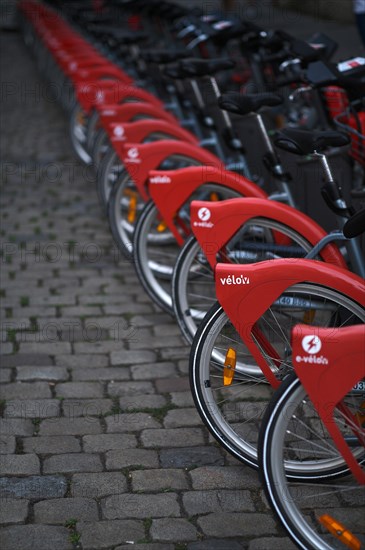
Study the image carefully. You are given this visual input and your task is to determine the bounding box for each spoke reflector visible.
[223,348,236,386]
[126,192,137,223]
[303,309,316,324]
[319,514,361,550]
[157,220,167,232]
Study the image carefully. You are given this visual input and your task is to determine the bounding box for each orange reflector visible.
[157,221,167,232]
[303,309,316,324]
[210,192,219,201]
[76,112,85,125]
[223,348,236,386]
[127,195,137,223]
[319,514,361,550]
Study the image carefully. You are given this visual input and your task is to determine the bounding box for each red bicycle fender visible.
[71,66,132,85]
[97,102,178,126]
[215,260,364,387]
[108,119,198,147]
[292,324,365,484]
[120,141,222,201]
[96,86,163,109]
[75,84,163,114]
[148,167,266,244]
[190,198,347,270]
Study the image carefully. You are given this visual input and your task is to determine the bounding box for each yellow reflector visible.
[319,514,361,550]
[223,348,236,386]
[157,221,167,232]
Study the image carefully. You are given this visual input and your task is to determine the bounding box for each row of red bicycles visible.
[20,0,365,547]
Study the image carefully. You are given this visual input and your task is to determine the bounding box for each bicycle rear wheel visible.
[259,373,365,549]
[190,284,365,469]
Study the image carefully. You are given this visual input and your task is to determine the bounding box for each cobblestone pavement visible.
[0,26,299,550]
[0,3,363,548]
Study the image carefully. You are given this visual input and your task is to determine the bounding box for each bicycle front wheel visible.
[173,219,314,344]
[190,285,365,469]
[134,183,242,314]
[259,373,365,549]
[69,103,92,165]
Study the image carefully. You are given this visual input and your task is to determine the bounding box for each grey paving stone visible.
[39,417,102,436]
[170,391,195,407]
[78,520,145,549]
[249,537,297,550]
[160,447,224,468]
[131,468,189,492]
[55,354,109,367]
[0,354,53,367]
[83,433,137,453]
[18,342,72,354]
[150,518,198,542]
[43,453,103,474]
[131,362,177,380]
[106,412,160,433]
[163,408,201,428]
[0,454,40,475]
[118,394,167,411]
[0,343,13,354]
[30,295,76,306]
[34,497,98,524]
[108,381,155,398]
[4,399,60,418]
[0,382,52,400]
[141,428,204,448]
[155,377,190,393]
[0,475,67,500]
[110,350,157,366]
[60,306,103,316]
[0,368,12,383]
[160,348,189,361]
[106,449,159,470]
[183,490,255,516]
[187,541,244,550]
[55,382,104,398]
[129,336,185,350]
[103,303,154,315]
[72,472,128,499]
[72,367,130,381]
[115,545,174,550]
[16,366,68,382]
[22,436,81,454]
[0,524,72,550]
[190,466,260,490]
[0,436,16,454]
[102,493,181,520]
[62,399,113,417]
[0,498,29,524]
[74,341,126,354]
[152,324,183,337]
[78,294,131,305]
[198,513,277,537]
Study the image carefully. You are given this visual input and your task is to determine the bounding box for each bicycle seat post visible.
[255,113,295,207]
[315,151,365,276]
